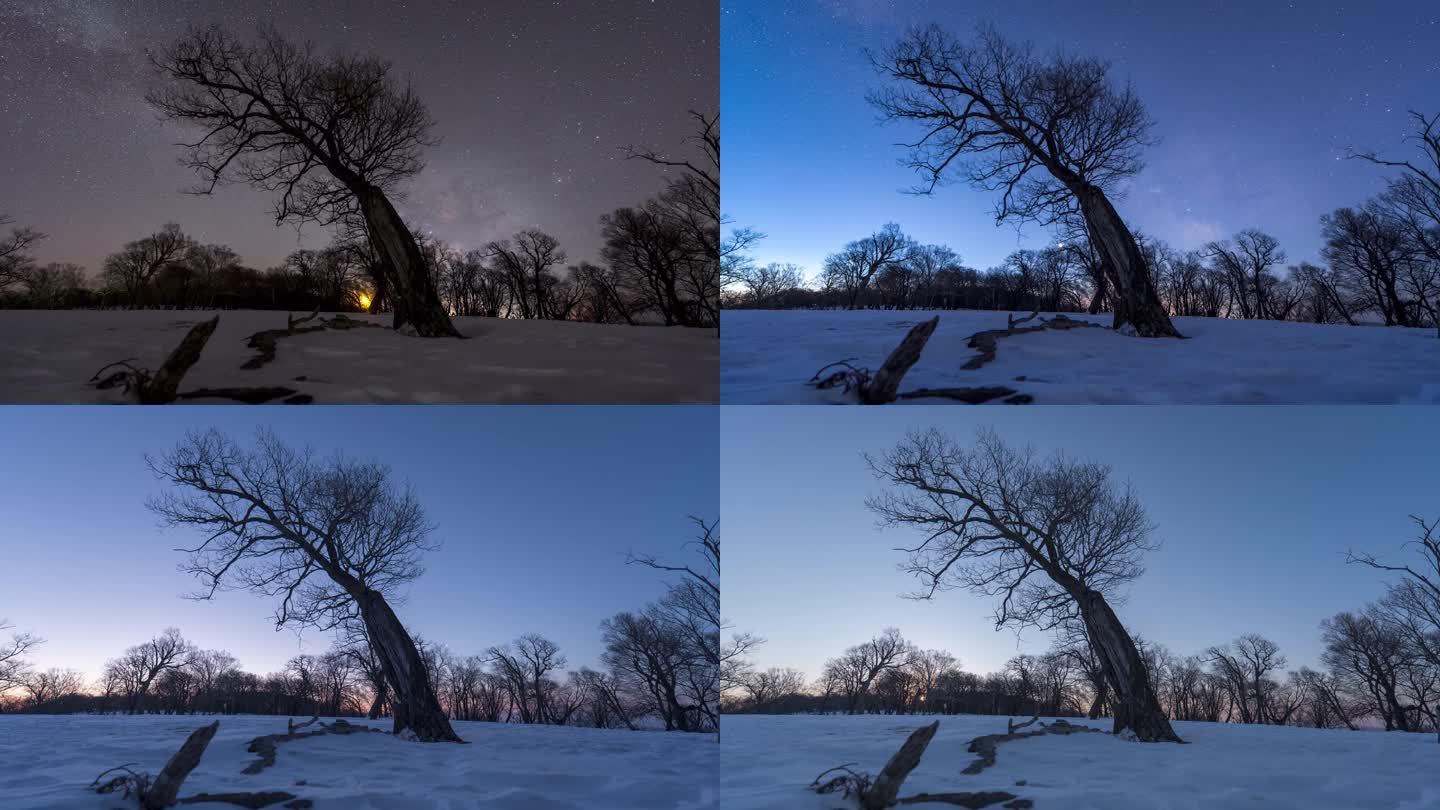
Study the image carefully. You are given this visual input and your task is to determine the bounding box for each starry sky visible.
[722,406,1436,680]
[0,406,718,681]
[722,0,1440,279]
[1,0,716,273]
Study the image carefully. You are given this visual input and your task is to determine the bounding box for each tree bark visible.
[144,720,219,810]
[356,187,460,337]
[367,681,387,720]
[1076,589,1183,742]
[356,589,462,742]
[862,316,939,404]
[863,720,939,810]
[1087,262,1109,314]
[1075,187,1181,338]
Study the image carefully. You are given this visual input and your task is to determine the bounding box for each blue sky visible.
[0,406,717,680]
[722,0,1440,278]
[721,406,1435,680]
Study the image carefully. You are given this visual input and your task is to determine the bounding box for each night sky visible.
[723,406,1438,680]
[1,0,716,273]
[723,0,1439,277]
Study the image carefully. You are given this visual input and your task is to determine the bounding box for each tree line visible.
[0,25,717,330]
[723,22,1440,337]
[0,519,721,735]
[726,185,1440,331]
[725,594,1439,738]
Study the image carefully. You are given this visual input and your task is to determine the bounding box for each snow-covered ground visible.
[0,714,717,809]
[722,713,1439,809]
[0,310,718,403]
[720,310,1440,404]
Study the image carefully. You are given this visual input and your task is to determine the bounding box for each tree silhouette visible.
[147,25,458,336]
[870,24,1179,337]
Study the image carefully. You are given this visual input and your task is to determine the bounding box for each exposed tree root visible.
[175,387,313,405]
[962,313,1104,371]
[87,315,312,404]
[898,792,1028,808]
[242,719,382,775]
[178,791,307,808]
[90,719,325,809]
[897,387,1021,404]
[810,317,941,404]
[90,316,220,404]
[242,313,387,371]
[813,721,988,810]
[91,720,219,810]
[962,718,1104,776]
[809,314,1095,404]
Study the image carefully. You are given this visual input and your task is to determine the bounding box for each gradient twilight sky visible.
[1,0,716,272]
[0,406,717,681]
[721,0,1440,278]
[721,406,1436,682]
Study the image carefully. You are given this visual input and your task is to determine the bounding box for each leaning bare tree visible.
[865,428,1182,742]
[146,25,459,336]
[146,429,461,742]
[869,24,1179,337]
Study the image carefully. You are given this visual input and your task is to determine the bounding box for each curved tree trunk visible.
[1087,678,1108,719]
[1076,187,1181,338]
[356,187,461,337]
[1086,262,1109,314]
[1077,589,1183,742]
[367,681,387,719]
[357,589,462,742]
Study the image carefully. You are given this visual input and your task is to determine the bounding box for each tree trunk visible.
[356,589,463,742]
[1076,187,1181,338]
[356,187,461,338]
[1087,262,1108,314]
[1077,589,1183,742]
[1087,680,1107,719]
[367,680,387,720]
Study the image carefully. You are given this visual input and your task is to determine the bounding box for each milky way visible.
[0,0,717,271]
